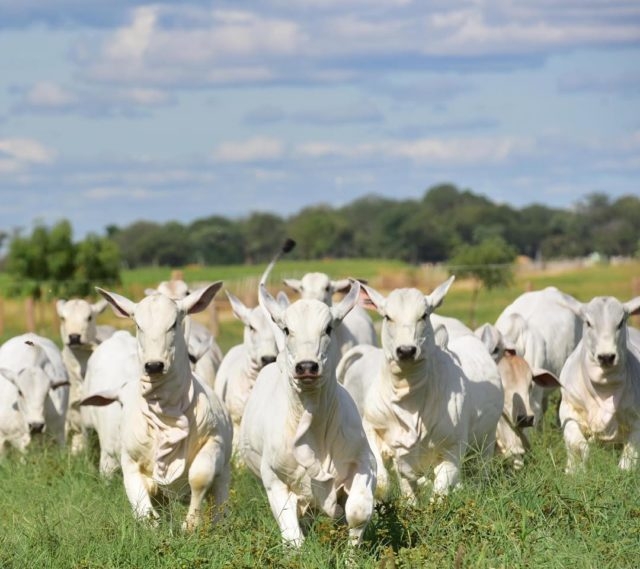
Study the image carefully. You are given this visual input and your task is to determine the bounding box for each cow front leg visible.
[345,465,375,546]
[562,418,589,474]
[261,465,303,547]
[121,453,157,524]
[619,425,640,470]
[432,448,461,500]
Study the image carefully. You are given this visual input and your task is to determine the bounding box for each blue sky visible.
[1,0,639,239]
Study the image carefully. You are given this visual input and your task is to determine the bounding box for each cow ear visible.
[80,390,121,407]
[92,299,109,314]
[434,325,449,349]
[96,287,136,318]
[225,291,251,326]
[532,368,560,388]
[0,367,19,386]
[555,291,586,319]
[276,291,290,308]
[332,280,360,323]
[181,281,223,315]
[56,299,67,317]
[624,296,640,316]
[283,278,302,293]
[359,283,386,316]
[331,279,351,294]
[425,275,455,313]
[259,284,286,329]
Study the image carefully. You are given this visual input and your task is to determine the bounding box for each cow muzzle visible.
[294,360,321,385]
[395,345,417,361]
[260,355,277,368]
[68,334,82,346]
[144,360,165,376]
[29,422,45,435]
[597,352,616,367]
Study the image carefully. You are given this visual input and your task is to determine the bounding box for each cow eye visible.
[325,285,330,292]
[384,315,391,322]
[585,319,592,328]
[420,312,428,321]
[283,326,290,336]
[87,315,92,322]
[492,347,500,355]
[325,324,333,336]
[248,325,256,332]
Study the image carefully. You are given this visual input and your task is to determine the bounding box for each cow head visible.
[284,272,352,306]
[562,295,640,373]
[227,291,278,370]
[359,276,455,369]
[260,279,360,391]
[97,283,222,380]
[56,298,108,349]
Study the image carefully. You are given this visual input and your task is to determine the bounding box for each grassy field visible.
[0,259,639,568]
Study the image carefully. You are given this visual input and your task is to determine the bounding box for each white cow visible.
[214,291,278,455]
[80,330,139,478]
[0,333,70,449]
[146,280,223,389]
[495,286,582,424]
[338,277,503,501]
[557,294,640,473]
[284,272,378,356]
[240,281,376,548]
[83,283,233,530]
[56,297,115,452]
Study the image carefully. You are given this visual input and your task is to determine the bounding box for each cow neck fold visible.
[576,351,628,440]
[380,354,435,451]
[139,369,193,485]
[289,369,338,484]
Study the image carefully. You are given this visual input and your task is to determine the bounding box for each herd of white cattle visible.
[0,257,639,548]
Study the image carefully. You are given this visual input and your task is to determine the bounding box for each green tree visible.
[241,212,287,263]
[5,220,121,298]
[448,236,517,326]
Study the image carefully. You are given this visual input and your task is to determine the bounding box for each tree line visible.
[2,184,639,297]
[105,184,640,267]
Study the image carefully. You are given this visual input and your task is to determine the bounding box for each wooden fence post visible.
[25,297,35,332]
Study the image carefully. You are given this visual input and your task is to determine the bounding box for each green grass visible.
[1,259,639,567]
[1,412,639,568]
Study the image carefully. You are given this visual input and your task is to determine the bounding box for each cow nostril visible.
[144,361,165,375]
[295,360,319,376]
[597,353,616,367]
[516,414,535,429]
[68,334,82,345]
[396,345,417,360]
[261,355,277,367]
[29,422,45,434]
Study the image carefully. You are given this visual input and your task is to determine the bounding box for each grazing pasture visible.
[0,259,639,567]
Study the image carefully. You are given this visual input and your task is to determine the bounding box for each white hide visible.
[56,297,113,453]
[0,333,70,449]
[240,281,376,548]
[558,295,640,473]
[214,291,278,455]
[284,272,378,356]
[338,278,503,501]
[90,283,233,531]
[81,330,139,478]
[495,286,582,424]
[146,280,223,389]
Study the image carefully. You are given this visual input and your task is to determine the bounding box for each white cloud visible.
[213,136,285,163]
[25,81,77,108]
[84,186,158,200]
[0,138,55,166]
[296,136,535,164]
